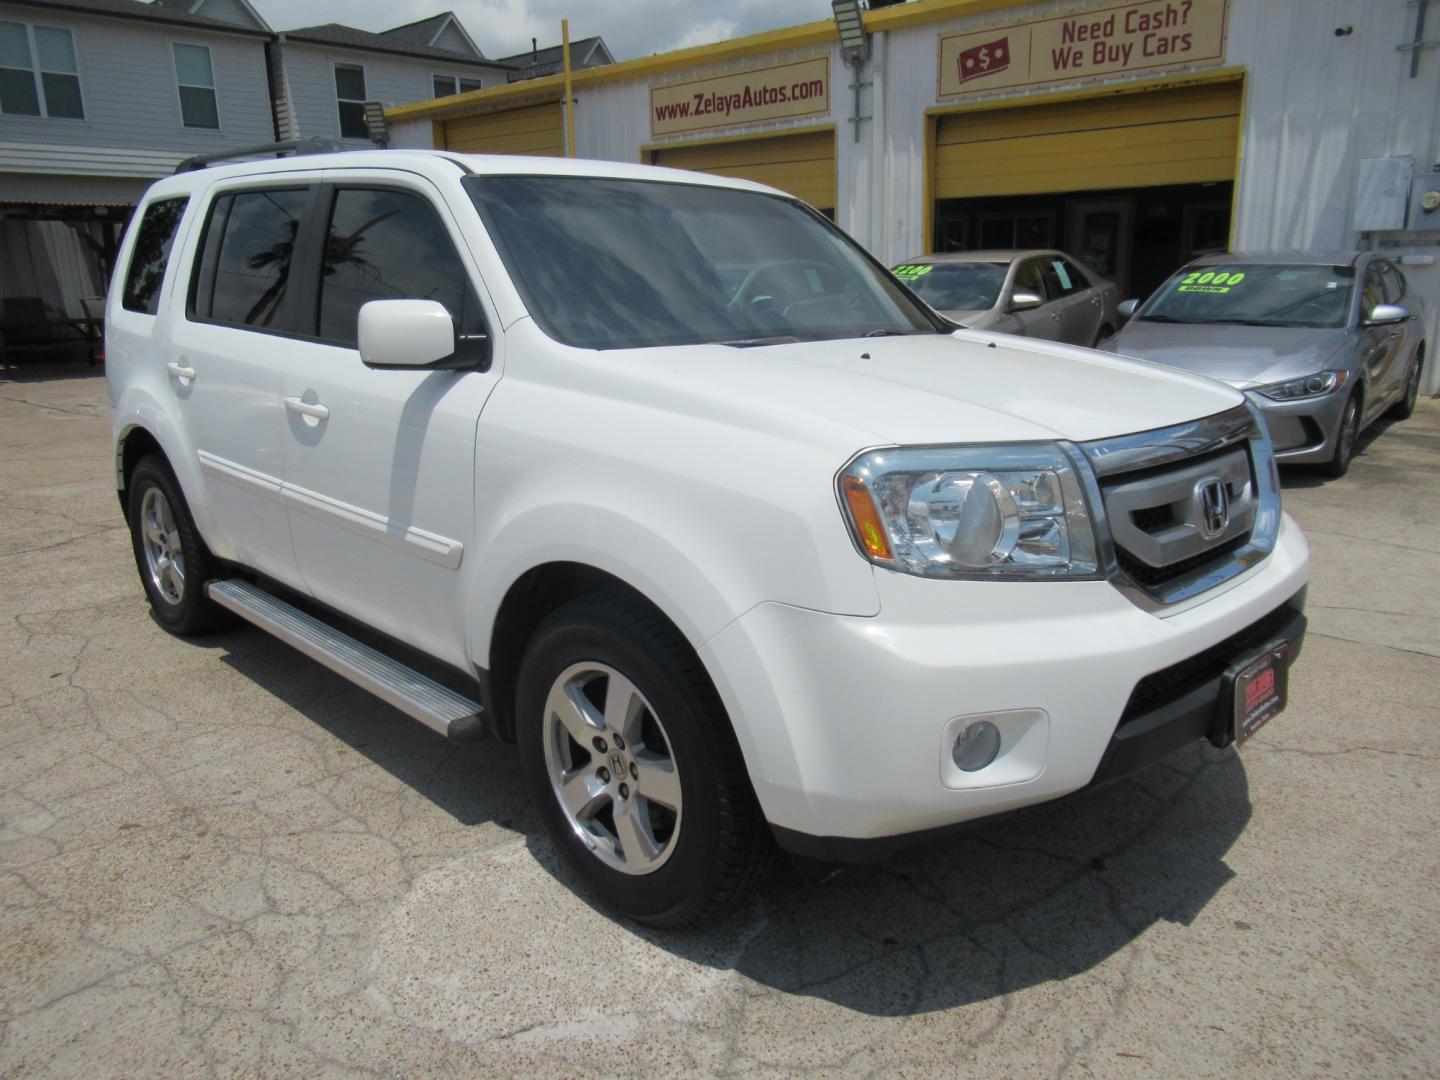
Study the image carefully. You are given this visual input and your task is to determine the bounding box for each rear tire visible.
[1321,393,1361,479]
[126,455,232,635]
[1388,349,1424,420]
[515,593,774,927]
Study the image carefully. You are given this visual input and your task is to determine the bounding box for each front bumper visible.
[701,513,1310,861]
[1248,388,1350,464]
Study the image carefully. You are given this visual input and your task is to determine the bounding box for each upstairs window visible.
[432,73,483,98]
[172,43,218,129]
[334,62,368,139]
[0,20,83,119]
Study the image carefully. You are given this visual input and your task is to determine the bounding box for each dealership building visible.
[387,0,1440,392]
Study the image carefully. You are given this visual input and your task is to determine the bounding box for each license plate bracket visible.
[1227,642,1291,747]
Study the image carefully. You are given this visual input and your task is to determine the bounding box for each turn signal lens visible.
[842,475,892,561]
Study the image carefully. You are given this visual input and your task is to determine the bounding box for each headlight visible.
[1255,370,1348,401]
[839,443,1100,579]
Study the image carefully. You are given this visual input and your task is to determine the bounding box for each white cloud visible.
[247,0,836,61]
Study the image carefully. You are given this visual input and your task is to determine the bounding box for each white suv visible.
[107,149,1310,926]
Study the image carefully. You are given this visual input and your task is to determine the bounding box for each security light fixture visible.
[832,0,870,64]
[364,100,389,148]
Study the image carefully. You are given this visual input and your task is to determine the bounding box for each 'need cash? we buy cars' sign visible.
[938,0,1229,99]
[651,57,830,138]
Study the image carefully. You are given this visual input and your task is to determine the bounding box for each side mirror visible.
[1009,289,1043,312]
[1117,299,1140,321]
[1363,303,1409,327]
[358,299,458,368]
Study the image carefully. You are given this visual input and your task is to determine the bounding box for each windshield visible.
[1138,263,1354,329]
[892,262,1007,312]
[465,176,944,349]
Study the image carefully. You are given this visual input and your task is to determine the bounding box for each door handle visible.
[165,361,196,383]
[284,396,330,421]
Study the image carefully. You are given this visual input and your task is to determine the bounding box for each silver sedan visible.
[1105,251,1428,478]
[891,249,1122,347]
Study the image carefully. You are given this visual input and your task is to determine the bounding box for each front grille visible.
[1130,504,1176,535]
[1099,440,1256,590]
[1079,405,1282,608]
[1114,532,1250,587]
[1124,595,1302,718]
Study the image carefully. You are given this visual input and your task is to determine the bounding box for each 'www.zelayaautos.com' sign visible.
[938,0,1228,99]
[651,57,829,138]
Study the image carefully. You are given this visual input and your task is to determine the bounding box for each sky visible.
[246,0,839,62]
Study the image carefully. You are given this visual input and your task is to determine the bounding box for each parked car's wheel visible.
[515,593,774,927]
[126,455,231,635]
[1388,349,1425,420]
[1321,393,1362,478]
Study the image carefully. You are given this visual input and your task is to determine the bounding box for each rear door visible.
[279,171,501,669]
[1045,255,1103,345]
[166,178,322,591]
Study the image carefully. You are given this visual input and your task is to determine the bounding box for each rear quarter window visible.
[121,197,189,315]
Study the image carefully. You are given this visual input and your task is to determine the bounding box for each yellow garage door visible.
[441,102,564,157]
[936,82,1241,199]
[651,129,836,212]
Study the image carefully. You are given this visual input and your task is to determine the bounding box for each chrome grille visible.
[1075,404,1282,610]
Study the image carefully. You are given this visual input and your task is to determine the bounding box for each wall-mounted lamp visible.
[364,101,389,148]
[832,0,870,64]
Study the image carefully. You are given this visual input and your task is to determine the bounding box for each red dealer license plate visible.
[1232,643,1292,747]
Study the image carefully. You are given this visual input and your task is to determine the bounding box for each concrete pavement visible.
[2,362,1437,1077]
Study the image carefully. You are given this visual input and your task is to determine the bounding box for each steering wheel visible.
[725,259,834,315]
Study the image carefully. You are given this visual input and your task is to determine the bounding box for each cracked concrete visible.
[2,362,1437,1077]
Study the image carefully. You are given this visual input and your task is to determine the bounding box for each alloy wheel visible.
[140,486,185,605]
[541,662,683,875]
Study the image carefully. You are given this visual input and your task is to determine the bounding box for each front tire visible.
[1321,393,1361,479]
[126,455,231,635]
[515,594,774,927]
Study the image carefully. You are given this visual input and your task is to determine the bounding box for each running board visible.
[206,579,486,741]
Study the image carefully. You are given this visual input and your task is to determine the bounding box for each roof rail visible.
[174,136,348,174]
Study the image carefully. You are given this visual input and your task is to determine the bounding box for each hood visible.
[591,329,1243,448]
[1109,321,1353,388]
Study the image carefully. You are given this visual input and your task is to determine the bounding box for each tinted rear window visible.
[190,188,308,330]
[121,197,188,315]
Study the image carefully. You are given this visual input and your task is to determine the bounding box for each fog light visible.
[952,720,1001,772]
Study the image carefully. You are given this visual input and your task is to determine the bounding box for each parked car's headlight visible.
[1255,370,1348,401]
[839,444,1100,579]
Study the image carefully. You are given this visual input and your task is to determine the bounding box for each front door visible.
[1358,262,1403,425]
[1008,256,1063,340]
[279,176,500,669]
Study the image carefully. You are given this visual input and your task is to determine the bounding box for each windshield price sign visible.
[938,0,1229,99]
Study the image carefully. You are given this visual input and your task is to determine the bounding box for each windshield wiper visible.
[863,328,913,337]
[1137,314,1204,324]
[717,335,801,348]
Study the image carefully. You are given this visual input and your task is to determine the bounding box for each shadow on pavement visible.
[193,557,1250,1020]
[207,615,1250,1016]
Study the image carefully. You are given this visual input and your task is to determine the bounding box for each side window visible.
[1057,258,1089,296]
[1361,265,1385,317]
[1379,262,1406,304]
[1013,259,1048,302]
[121,197,189,315]
[316,187,478,347]
[190,188,308,331]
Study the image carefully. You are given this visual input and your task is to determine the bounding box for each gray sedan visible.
[1106,252,1428,478]
[891,250,1121,347]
